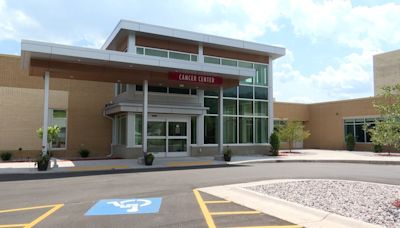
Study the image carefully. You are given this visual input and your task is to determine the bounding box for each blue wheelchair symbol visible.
[85,198,162,216]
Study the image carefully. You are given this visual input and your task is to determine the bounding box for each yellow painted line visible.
[167,161,212,167]
[0,204,60,214]
[193,189,216,228]
[204,200,231,204]
[227,225,302,228]
[66,165,129,171]
[0,224,27,228]
[25,204,64,228]
[210,211,261,215]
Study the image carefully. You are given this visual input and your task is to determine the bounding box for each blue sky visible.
[1,0,399,103]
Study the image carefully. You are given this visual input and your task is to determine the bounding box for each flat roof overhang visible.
[21,40,255,89]
[103,20,286,60]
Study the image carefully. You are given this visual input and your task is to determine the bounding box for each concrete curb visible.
[229,159,400,165]
[199,179,381,228]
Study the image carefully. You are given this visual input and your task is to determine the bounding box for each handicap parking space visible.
[194,189,302,228]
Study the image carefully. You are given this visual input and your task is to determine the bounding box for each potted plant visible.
[36,125,60,171]
[345,134,355,151]
[223,147,232,162]
[1,152,12,161]
[145,153,154,166]
[36,154,50,171]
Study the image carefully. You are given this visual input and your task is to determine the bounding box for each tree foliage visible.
[367,84,400,155]
[269,132,280,156]
[36,125,61,146]
[277,121,310,153]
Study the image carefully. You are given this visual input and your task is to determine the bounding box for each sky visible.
[1,0,399,103]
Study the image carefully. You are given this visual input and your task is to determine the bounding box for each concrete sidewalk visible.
[0,149,399,174]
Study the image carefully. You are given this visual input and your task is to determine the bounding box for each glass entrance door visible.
[147,117,189,157]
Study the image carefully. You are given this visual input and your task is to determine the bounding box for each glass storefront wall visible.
[204,62,269,144]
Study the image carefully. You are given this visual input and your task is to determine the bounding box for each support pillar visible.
[142,80,148,154]
[42,71,50,156]
[215,86,224,160]
[268,58,274,136]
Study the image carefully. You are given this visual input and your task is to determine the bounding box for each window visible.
[204,98,218,114]
[223,87,237,98]
[255,87,268,100]
[136,85,196,95]
[204,116,217,144]
[136,47,144,54]
[148,86,168,93]
[204,56,220,64]
[116,83,127,95]
[116,115,127,145]
[255,64,268,86]
[343,117,379,143]
[51,110,67,149]
[191,117,197,144]
[239,100,252,116]
[169,87,190,94]
[145,48,168,58]
[169,51,191,61]
[224,117,237,143]
[239,86,253,99]
[255,101,268,116]
[239,117,253,143]
[221,59,237,67]
[255,118,268,143]
[223,99,237,115]
[135,114,142,145]
[238,61,253,69]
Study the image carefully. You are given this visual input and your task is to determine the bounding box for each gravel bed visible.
[246,180,400,227]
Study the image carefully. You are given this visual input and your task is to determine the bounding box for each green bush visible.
[223,147,232,161]
[145,153,154,166]
[345,134,355,151]
[269,132,280,156]
[1,152,12,161]
[373,144,383,153]
[79,149,90,158]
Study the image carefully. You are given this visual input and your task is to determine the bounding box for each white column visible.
[112,116,117,145]
[197,90,204,145]
[127,113,135,148]
[268,58,274,136]
[217,86,223,158]
[42,71,50,156]
[127,32,136,54]
[142,80,148,154]
[198,44,204,63]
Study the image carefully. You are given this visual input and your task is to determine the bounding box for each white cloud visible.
[0,0,39,40]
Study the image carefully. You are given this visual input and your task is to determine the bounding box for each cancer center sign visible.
[169,72,223,85]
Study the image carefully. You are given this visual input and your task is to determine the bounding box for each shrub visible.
[269,132,280,156]
[345,134,355,151]
[79,149,90,158]
[1,152,12,161]
[145,153,154,166]
[223,147,232,161]
[373,144,383,153]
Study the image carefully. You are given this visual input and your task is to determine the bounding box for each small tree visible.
[37,125,61,156]
[367,84,400,155]
[277,121,310,153]
[269,132,280,156]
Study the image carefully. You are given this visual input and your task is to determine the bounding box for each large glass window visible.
[204,98,218,114]
[239,117,253,143]
[224,117,237,143]
[135,114,142,145]
[255,101,268,116]
[255,64,268,86]
[221,59,237,67]
[148,86,167,93]
[116,83,127,95]
[343,117,379,143]
[145,48,168,58]
[204,116,217,144]
[255,87,268,100]
[255,118,268,143]
[239,100,253,116]
[223,99,237,115]
[169,87,190,94]
[51,110,67,149]
[204,56,220,64]
[223,87,237,98]
[239,86,253,99]
[169,51,191,61]
[148,122,166,136]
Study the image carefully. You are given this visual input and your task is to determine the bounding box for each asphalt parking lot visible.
[0,162,398,227]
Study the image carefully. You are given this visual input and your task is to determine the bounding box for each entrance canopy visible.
[21,40,255,90]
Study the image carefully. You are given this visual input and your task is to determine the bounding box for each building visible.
[0,20,285,159]
[374,49,400,95]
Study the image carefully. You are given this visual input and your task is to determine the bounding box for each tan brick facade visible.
[0,55,114,159]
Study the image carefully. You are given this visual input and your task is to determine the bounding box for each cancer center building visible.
[0,20,285,159]
[1,20,399,159]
